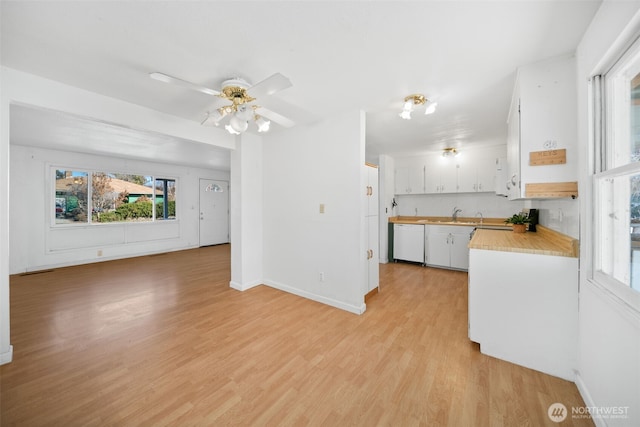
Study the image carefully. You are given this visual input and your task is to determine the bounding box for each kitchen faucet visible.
[475,211,483,225]
[452,207,462,222]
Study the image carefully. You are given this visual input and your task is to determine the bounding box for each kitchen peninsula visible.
[468,226,579,380]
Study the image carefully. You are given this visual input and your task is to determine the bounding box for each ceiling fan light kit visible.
[399,93,437,119]
[150,71,293,135]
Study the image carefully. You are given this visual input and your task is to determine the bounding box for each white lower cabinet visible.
[393,224,424,263]
[425,225,474,270]
[468,248,578,380]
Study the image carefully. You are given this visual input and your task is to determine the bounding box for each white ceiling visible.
[1,1,601,167]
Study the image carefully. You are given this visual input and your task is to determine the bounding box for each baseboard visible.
[229,280,262,291]
[364,287,379,303]
[263,279,366,315]
[575,373,606,427]
[0,345,13,365]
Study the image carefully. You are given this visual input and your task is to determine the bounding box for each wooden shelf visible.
[524,181,578,199]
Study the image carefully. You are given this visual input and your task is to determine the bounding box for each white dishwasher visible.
[393,224,425,264]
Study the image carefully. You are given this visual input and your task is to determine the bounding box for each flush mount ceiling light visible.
[442,147,459,157]
[399,94,438,119]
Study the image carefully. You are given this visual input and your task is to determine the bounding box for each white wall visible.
[261,110,366,314]
[576,2,640,425]
[9,145,229,273]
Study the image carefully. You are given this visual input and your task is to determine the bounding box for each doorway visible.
[199,179,229,246]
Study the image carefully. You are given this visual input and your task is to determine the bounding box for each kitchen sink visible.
[415,219,478,225]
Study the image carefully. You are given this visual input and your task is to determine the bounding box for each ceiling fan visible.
[149,71,295,134]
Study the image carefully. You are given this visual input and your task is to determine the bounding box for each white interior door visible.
[199,179,229,246]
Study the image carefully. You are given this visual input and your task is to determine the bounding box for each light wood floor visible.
[1,245,592,426]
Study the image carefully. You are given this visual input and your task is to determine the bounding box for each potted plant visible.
[504,212,531,233]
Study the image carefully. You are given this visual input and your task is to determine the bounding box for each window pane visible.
[155,178,176,220]
[609,45,640,168]
[632,73,640,162]
[597,172,640,291]
[55,170,89,224]
[92,173,154,223]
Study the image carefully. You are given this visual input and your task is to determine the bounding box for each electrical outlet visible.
[319,204,325,214]
[97,250,103,257]
[319,272,325,282]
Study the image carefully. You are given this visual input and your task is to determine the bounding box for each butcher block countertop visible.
[389,216,509,228]
[468,225,578,258]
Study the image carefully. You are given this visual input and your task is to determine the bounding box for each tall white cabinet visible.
[363,163,379,294]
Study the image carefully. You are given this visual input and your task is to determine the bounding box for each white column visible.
[0,68,13,364]
[230,132,263,290]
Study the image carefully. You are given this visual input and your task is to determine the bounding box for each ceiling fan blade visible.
[256,107,295,128]
[149,72,220,96]
[248,73,292,99]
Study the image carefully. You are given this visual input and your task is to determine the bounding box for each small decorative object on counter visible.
[504,212,531,233]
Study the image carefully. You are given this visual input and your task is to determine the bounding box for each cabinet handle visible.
[479,183,482,190]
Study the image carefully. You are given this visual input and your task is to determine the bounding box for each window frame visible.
[51,166,179,227]
[589,33,640,311]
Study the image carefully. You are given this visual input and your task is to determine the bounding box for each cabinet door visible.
[408,166,425,194]
[424,164,440,194]
[426,229,451,267]
[365,165,378,217]
[395,168,410,194]
[476,156,496,192]
[457,164,477,193]
[439,162,458,193]
[367,216,379,292]
[507,95,522,199]
[450,229,473,270]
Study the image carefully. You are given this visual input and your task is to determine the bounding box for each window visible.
[53,169,176,225]
[594,36,640,294]
[155,178,176,220]
[55,170,88,224]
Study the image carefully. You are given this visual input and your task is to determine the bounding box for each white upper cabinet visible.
[394,165,425,195]
[506,55,578,199]
[424,160,457,194]
[457,150,501,193]
[394,146,506,196]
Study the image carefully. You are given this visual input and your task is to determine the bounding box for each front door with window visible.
[199,179,229,246]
